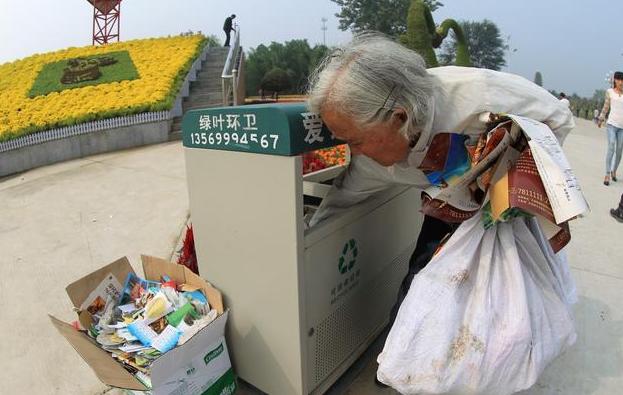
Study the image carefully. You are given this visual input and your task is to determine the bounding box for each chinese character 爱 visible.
[301,112,324,144]
[226,114,241,131]
[199,115,211,131]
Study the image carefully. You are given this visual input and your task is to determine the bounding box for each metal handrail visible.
[221,24,241,106]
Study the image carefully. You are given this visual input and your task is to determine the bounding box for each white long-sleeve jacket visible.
[309,66,575,226]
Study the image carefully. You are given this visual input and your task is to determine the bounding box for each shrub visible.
[260,67,292,94]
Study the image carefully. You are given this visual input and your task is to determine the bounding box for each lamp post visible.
[321,17,328,47]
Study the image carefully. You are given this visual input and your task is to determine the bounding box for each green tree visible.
[245,44,274,96]
[331,0,443,37]
[567,89,606,118]
[245,40,329,96]
[534,71,543,86]
[261,67,292,97]
[282,40,328,92]
[592,89,606,110]
[438,20,507,70]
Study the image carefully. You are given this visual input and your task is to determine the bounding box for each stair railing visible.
[221,24,242,106]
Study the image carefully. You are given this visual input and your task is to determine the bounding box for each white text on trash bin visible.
[189,131,279,150]
[301,112,325,144]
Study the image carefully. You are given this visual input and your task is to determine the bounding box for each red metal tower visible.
[89,0,122,45]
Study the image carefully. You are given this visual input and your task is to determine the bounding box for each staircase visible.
[169,46,230,140]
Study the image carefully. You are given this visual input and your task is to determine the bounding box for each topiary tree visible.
[402,0,438,66]
[534,71,543,87]
[402,0,471,68]
[260,67,292,99]
[438,20,507,70]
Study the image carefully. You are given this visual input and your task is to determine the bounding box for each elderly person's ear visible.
[392,108,408,125]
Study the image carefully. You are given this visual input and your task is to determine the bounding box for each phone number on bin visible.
[189,131,280,149]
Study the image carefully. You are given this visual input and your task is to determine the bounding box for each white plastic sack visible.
[377,213,577,395]
[526,217,578,307]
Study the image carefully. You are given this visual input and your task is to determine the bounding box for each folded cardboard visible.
[50,255,236,395]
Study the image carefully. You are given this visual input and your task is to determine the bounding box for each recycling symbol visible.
[338,239,358,274]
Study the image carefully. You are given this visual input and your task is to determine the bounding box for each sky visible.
[1,0,621,97]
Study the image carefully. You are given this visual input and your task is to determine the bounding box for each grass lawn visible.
[28,50,139,98]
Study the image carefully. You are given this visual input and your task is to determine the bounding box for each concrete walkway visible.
[0,118,621,394]
[0,143,189,394]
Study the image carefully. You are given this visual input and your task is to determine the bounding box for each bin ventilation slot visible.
[311,244,414,387]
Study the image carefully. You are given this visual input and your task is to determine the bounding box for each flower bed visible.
[0,35,213,142]
[302,145,348,174]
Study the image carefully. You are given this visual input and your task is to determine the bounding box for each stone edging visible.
[0,111,170,154]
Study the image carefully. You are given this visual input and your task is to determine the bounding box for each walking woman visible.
[598,71,623,186]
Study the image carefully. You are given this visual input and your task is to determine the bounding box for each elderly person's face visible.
[321,108,410,166]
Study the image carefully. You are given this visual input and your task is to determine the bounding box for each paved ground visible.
[0,118,621,394]
[0,143,189,394]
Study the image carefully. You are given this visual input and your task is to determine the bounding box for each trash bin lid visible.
[182,103,342,156]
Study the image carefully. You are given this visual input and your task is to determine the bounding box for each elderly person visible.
[306,33,574,332]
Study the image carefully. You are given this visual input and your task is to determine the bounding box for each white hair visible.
[307,32,433,139]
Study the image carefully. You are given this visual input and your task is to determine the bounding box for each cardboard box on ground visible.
[49,255,237,395]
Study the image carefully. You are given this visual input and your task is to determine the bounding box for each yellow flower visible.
[0,35,205,141]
